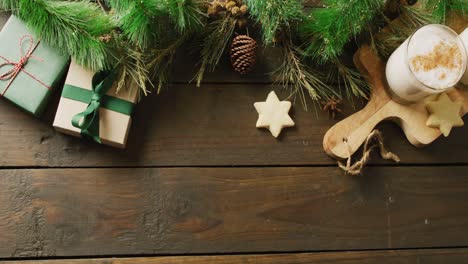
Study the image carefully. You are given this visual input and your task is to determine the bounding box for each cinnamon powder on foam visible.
[410,41,463,80]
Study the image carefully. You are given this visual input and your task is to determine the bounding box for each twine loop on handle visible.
[338,130,400,175]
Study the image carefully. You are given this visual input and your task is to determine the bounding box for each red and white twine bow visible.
[0,34,50,96]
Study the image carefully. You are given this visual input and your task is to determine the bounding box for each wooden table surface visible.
[1,9,468,264]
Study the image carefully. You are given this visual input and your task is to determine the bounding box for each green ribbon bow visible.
[61,71,135,144]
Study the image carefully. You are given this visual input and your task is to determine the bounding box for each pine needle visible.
[195,15,236,87]
[0,0,18,10]
[119,1,162,49]
[104,0,133,13]
[300,0,385,63]
[420,0,467,23]
[330,62,369,102]
[5,0,116,72]
[111,38,151,96]
[275,39,339,110]
[164,0,206,32]
[375,5,432,59]
[246,0,304,45]
[148,31,191,93]
[108,0,204,49]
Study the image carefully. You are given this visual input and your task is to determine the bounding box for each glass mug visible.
[460,28,468,86]
[385,24,467,103]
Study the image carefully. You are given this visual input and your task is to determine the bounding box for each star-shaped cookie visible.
[425,93,464,137]
[254,91,295,138]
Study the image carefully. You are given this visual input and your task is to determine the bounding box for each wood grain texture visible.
[2,167,468,258]
[1,3,466,263]
[0,10,465,167]
[4,249,468,264]
[0,83,467,167]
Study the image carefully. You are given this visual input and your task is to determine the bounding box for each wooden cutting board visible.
[323,46,468,160]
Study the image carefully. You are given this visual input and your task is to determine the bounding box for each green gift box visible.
[0,15,69,116]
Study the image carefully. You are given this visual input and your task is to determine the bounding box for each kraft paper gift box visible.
[0,15,69,116]
[53,61,139,149]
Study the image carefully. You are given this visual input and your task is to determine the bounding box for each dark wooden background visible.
[1,4,468,263]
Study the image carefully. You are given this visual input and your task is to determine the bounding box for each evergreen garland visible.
[0,0,206,95]
[0,0,465,110]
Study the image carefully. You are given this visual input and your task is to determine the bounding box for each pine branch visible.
[246,0,304,45]
[375,5,432,59]
[300,0,385,63]
[110,35,150,96]
[107,0,204,48]
[0,0,18,10]
[105,0,204,93]
[195,15,236,87]
[0,0,204,95]
[328,61,369,101]
[275,38,339,110]
[119,1,162,49]
[421,0,467,23]
[148,31,190,93]
[104,0,133,13]
[6,0,116,72]
[163,0,206,32]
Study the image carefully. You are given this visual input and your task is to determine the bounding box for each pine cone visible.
[230,35,257,74]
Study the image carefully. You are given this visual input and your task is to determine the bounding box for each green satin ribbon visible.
[61,71,135,143]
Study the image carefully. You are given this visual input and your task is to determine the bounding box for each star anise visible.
[322,98,343,119]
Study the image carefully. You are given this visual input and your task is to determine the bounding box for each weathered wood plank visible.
[1,166,468,257]
[0,84,467,167]
[0,11,465,167]
[4,248,468,264]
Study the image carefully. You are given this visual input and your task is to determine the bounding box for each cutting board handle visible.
[323,100,393,159]
[323,47,393,159]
